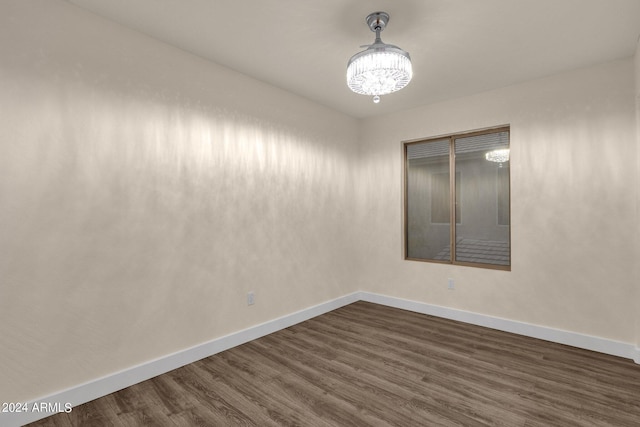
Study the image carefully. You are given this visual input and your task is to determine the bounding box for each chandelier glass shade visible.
[347,12,413,103]
[485,149,510,163]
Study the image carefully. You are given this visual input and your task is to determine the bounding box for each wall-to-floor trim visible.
[3,292,361,427]
[6,290,638,426]
[360,292,638,362]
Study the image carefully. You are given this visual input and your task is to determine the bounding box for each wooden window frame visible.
[403,126,511,271]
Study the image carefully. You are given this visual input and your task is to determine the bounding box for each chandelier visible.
[346,12,413,104]
[485,149,510,164]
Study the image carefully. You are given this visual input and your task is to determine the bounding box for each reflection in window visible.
[404,127,510,270]
[405,139,450,260]
[430,172,460,224]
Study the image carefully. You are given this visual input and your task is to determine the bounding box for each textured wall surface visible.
[635,38,640,355]
[1,0,639,409]
[0,0,358,402]
[356,58,637,344]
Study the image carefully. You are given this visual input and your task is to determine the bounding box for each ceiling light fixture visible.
[485,149,510,165]
[347,12,413,104]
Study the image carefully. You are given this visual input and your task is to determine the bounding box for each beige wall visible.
[0,0,359,402]
[356,58,637,344]
[2,0,639,408]
[635,37,640,357]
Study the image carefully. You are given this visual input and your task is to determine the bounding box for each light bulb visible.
[373,95,380,104]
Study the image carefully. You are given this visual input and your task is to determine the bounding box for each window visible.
[404,127,510,270]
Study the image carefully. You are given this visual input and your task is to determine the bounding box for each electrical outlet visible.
[247,291,255,305]
[447,278,455,290]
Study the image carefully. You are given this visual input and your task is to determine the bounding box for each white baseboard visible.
[359,292,638,362]
[5,290,637,426]
[3,292,361,427]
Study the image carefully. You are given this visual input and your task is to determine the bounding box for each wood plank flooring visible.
[28,302,640,426]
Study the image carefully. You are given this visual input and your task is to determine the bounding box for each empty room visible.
[2,0,640,425]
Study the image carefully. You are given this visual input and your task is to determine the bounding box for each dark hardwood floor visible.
[28,301,640,426]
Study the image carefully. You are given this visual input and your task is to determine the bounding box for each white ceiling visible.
[65,0,640,119]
